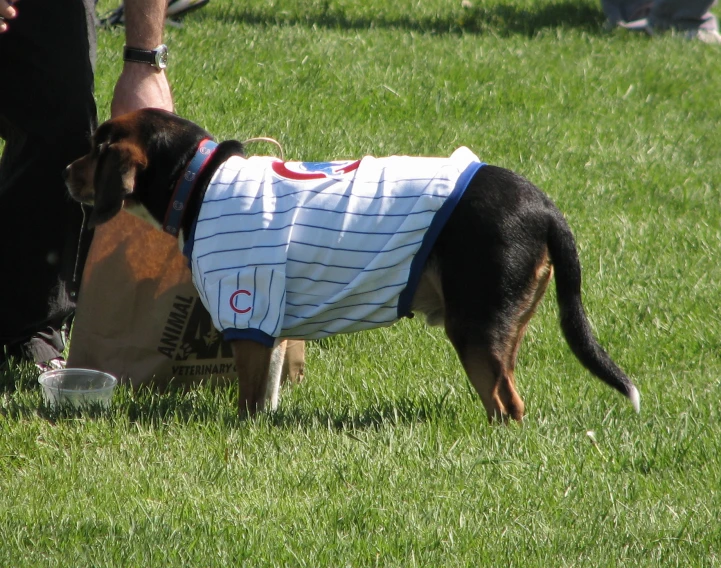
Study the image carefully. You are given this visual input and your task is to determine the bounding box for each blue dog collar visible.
[163,138,218,236]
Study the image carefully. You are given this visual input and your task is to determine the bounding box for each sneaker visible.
[619,17,654,35]
[35,358,67,373]
[166,0,209,18]
[690,28,721,44]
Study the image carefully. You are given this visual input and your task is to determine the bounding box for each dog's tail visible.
[546,209,640,414]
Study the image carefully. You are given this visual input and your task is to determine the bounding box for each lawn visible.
[2,0,721,565]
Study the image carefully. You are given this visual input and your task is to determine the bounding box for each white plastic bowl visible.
[38,368,117,409]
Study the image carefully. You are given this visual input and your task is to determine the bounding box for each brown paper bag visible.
[68,211,304,390]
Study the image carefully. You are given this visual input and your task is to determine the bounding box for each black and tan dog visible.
[65,108,639,421]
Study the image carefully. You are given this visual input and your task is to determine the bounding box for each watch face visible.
[154,45,168,69]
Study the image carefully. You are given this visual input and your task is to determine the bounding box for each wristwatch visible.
[123,44,168,69]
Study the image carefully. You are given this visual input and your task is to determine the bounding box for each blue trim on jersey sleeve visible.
[396,161,486,319]
[222,327,276,347]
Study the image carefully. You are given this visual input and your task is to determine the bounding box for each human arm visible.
[110,0,174,117]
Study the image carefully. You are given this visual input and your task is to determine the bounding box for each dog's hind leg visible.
[445,253,554,423]
[445,324,525,423]
[506,253,554,382]
[441,255,555,424]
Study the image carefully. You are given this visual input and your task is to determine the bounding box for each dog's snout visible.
[63,159,92,205]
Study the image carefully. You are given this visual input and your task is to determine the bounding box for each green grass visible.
[2,0,721,565]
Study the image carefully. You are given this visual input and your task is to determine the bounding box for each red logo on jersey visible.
[271,160,360,181]
[229,289,252,314]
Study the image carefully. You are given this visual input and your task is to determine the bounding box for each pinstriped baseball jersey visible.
[183,147,484,347]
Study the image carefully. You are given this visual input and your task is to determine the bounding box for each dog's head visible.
[65,108,215,229]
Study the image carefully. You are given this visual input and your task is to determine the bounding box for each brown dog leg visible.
[506,257,553,376]
[231,339,274,416]
[442,250,554,423]
[444,323,524,423]
[282,339,306,385]
[492,255,553,422]
[459,345,523,422]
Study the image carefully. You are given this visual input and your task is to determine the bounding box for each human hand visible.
[0,0,18,34]
[110,63,174,118]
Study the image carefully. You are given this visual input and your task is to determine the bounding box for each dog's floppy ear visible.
[88,141,147,229]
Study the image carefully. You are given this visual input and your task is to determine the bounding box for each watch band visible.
[123,44,168,69]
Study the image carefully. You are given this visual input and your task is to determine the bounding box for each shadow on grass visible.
[0,357,41,393]
[270,388,460,431]
[198,1,606,36]
[1,378,465,432]
[116,384,463,431]
[1,350,469,429]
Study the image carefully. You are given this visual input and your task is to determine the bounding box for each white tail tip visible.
[629,385,641,414]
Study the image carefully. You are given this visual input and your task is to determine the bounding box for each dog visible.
[65,108,640,422]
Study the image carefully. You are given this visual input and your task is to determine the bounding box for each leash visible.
[242,137,285,161]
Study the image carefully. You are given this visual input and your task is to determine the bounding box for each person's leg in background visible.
[602,0,720,42]
[0,0,97,368]
[600,0,653,27]
[649,0,720,41]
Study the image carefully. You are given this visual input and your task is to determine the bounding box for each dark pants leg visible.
[602,0,719,31]
[0,0,97,364]
[601,0,653,25]
[649,0,718,31]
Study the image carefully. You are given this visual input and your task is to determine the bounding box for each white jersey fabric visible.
[184,147,484,346]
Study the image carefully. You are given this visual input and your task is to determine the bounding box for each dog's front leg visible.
[265,340,287,412]
[231,339,275,417]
